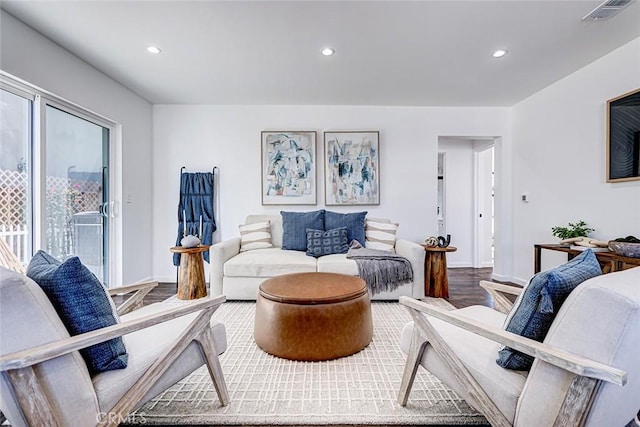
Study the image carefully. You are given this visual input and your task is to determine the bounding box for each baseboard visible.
[491,272,527,286]
[154,275,178,284]
[112,276,155,288]
[448,262,473,268]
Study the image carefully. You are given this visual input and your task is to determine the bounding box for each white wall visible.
[0,11,154,284]
[511,36,640,283]
[152,105,510,281]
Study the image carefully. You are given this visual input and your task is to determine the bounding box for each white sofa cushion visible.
[317,254,359,276]
[366,219,398,252]
[246,215,283,248]
[239,220,273,252]
[400,305,527,424]
[224,247,316,277]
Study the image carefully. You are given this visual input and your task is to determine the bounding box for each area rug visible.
[130,300,487,425]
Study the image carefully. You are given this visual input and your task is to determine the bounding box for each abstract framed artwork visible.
[324,131,380,205]
[261,131,317,205]
[607,88,640,183]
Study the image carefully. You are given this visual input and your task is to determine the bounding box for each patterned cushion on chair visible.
[497,249,602,370]
[306,227,349,258]
[27,250,128,374]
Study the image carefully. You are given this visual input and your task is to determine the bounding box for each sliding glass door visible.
[1,77,116,286]
[44,105,110,284]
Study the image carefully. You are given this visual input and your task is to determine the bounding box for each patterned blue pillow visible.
[26,250,128,375]
[306,227,349,258]
[325,211,367,246]
[497,249,602,370]
[281,210,325,251]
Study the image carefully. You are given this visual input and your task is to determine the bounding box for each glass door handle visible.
[101,202,110,218]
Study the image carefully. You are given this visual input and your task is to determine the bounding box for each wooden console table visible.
[534,244,640,274]
[170,245,210,300]
[422,245,457,298]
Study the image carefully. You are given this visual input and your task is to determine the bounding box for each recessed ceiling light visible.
[322,47,335,56]
[146,46,162,54]
[492,49,508,58]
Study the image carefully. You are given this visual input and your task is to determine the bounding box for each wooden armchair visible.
[0,239,25,274]
[0,267,229,427]
[398,267,640,426]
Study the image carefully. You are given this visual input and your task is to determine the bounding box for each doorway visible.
[436,137,496,268]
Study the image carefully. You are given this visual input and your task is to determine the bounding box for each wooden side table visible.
[169,245,210,300]
[422,245,457,298]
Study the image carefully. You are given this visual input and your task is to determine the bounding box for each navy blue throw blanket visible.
[173,172,216,266]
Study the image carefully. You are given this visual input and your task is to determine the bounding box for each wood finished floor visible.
[143,267,513,308]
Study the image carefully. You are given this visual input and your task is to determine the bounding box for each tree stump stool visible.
[422,245,457,298]
[170,245,210,300]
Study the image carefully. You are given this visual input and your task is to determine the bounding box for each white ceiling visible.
[2,1,639,106]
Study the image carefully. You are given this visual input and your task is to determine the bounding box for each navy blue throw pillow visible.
[496,249,602,370]
[325,211,367,246]
[281,210,325,251]
[306,227,349,258]
[27,250,128,375]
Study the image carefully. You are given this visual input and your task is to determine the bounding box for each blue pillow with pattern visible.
[325,211,367,246]
[306,227,349,258]
[281,210,325,251]
[27,250,128,375]
[497,249,602,370]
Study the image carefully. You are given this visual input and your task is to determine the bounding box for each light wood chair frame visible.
[0,288,230,427]
[398,281,627,427]
[0,239,25,275]
[108,281,159,316]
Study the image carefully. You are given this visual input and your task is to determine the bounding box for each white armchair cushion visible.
[92,302,227,413]
[400,305,527,424]
[515,267,640,427]
[0,267,99,427]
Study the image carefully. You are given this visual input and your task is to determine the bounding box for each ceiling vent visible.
[582,0,635,20]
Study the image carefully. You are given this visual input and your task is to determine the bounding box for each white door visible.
[475,145,494,267]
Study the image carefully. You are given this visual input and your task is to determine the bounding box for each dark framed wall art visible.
[607,88,640,183]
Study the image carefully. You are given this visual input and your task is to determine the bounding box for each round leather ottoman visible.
[254,272,373,361]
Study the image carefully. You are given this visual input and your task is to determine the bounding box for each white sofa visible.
[210,215,426,300]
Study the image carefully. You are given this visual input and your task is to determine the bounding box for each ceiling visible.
[2,1,639,106]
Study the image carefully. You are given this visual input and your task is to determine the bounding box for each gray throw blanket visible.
[346,247,413,295]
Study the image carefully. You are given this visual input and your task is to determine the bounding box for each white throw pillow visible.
[365,219,398,252]
[239,221,273,252]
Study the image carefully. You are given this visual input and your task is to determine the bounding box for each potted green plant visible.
[551,220,594,240]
